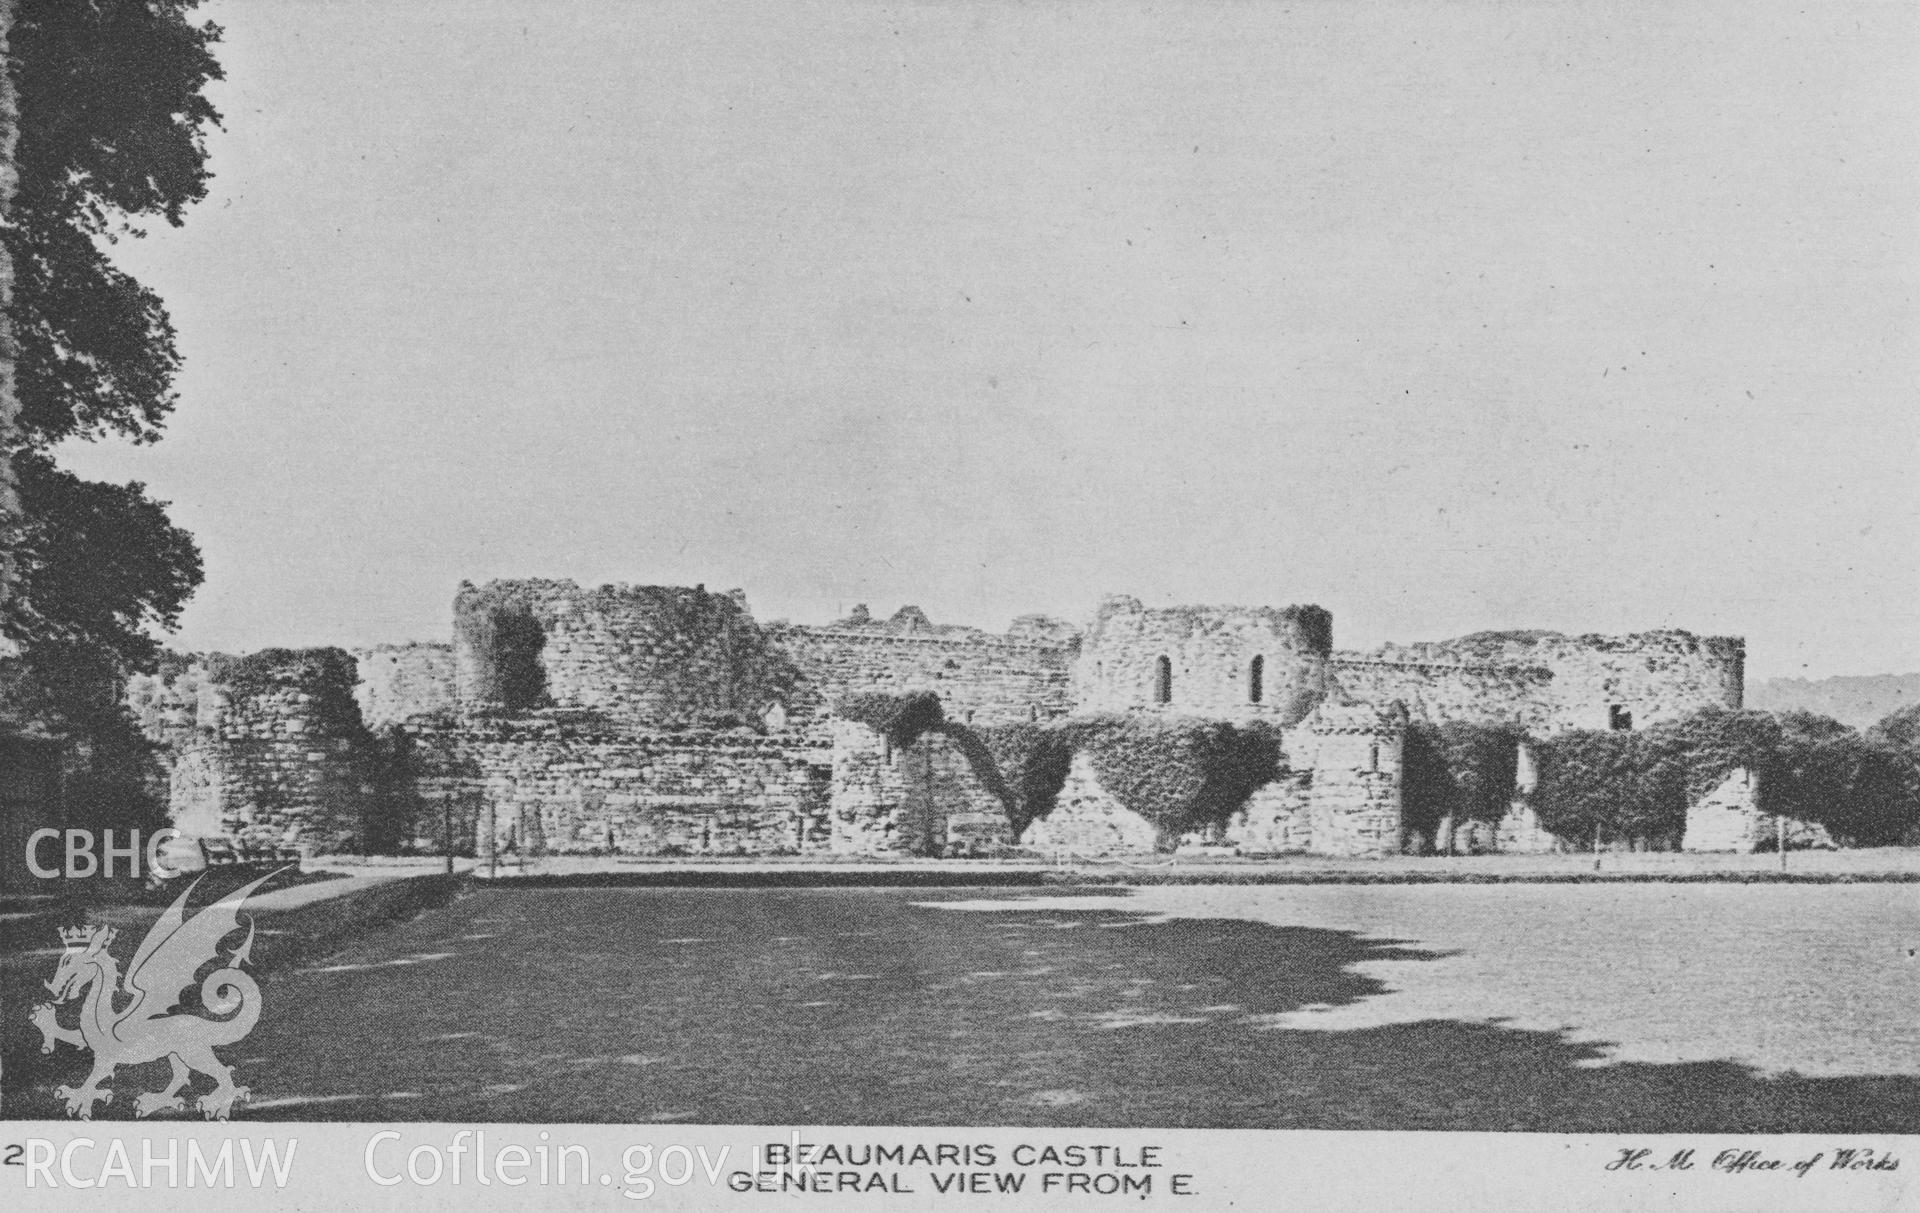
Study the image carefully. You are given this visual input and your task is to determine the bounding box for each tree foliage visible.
[1402,721,1524,847]
[1049,714,1285,844]
[834,690,947,751]
[2,0,222,678]
[1769,730,1915,847]
[1647,707,1784,800]
[828,697,1285,845]
[1773,709,1855,748]
[1719,709,1917,845]
[831,691,1029,828]
[206,645,365,737]
[451,591,550,712]
[1531,729,1688,848]
[0,1,223,834]
[1526,706,1920,851]
[0,638,167,835]
[978,721,1075,834]
[6,0,224,440]
[4,450,200,666]
[1867,703,1920,753]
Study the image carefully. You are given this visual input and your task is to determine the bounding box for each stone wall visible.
[371,717,480,854]
[208,653,372,852]
[124,586,1760,863]
[1327,655,1554,730]
[1211,773,1315,854]
[1293,703,1407,857]
[1074,596,1332,726]
[454,579,796,728]
[461,715,831,858]
[1069,603,1740,742]
[1020,752,1163,858]
[823,721,1013,855]
[1681,768,1834,853]
[900,730,1014,853]
[1494,803,1560,854]
[1534,632,1744,732]
[353,642,457,727]
[202,737,370,852]
[1683,768,1765,853]
[126,660,227,752]
[1359,630,1743,734]
[773,610,1074,728]
[826,719,916,854]
[1015,704,1407,858]
[128,650,377,853]
[164,745,226,839]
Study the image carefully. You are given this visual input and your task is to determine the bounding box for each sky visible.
[56,0,1920,680]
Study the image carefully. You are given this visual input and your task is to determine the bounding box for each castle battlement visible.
[132,580,1746,861]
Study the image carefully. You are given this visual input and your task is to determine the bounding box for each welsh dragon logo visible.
[29,868,282,1121]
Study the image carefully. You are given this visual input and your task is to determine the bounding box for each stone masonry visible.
[1683,767,1835,854]
[771,604,1075,729]
[1074,595,1330,726]
[1020,752,1163,859]
[1020,703,1408,859]
[1349,630,1744,733]
[129,579,1764,858]
[128,653,371,853]
[353,642,458,728]
[454,580,795,729]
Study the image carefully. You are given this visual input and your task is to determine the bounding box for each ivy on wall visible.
[361,723,416,855]
[452,587,549,711]
[1530,729,1687,848]
[834,690,1027,823]
[977,721,1075,834]
[1052,713,1285,840]
[1402,721,1524,846]
[207,646,354,694]
[1652,707,1786,801]
[835,690,947,750]
[1764,711,1915,846]
[1869,704,1920,751]
[833,694,1284,840]
[1526,705,1920,849]
[205,646,364,735]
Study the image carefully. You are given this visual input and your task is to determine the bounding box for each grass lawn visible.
[9,883,1920,1130]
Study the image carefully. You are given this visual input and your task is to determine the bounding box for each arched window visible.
[1249,655,1265,704]
[1154,656,1173,704]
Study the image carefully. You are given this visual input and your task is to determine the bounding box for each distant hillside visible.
[1749,674,1920,730]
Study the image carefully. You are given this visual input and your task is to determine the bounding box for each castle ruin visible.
[124,579,1755,860]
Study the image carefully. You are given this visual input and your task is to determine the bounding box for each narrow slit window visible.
[1249,655,1265,704]
[1154,656,1173,704]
